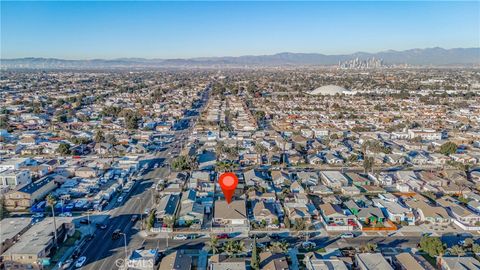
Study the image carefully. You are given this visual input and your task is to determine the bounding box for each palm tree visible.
[223,240,245,258]
[46,194,58,247]
[163,216,175,228]
[251,237,260,270]
[206,236,220,255]
[449,245,466,256]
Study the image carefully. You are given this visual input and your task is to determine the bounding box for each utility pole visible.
[120,232,128,263]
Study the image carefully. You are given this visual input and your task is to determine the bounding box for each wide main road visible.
[78,88,209,270]
[78,152,170,270]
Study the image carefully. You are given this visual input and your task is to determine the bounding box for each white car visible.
[75,256,86,268]
[61,259,73,269]
[340,232,355,238]
[117,196,124,203]
[32,213,44,218]
[301,241,316,249]
[173,234,188,240]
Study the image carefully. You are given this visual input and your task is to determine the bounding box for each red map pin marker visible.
[219,172,238,204]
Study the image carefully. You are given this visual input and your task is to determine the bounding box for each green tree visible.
[94,130,105,143]
[363,156,374,173]
[163,216,175,228]
[223,240,245,258]
[171,155,192,171]
[0,115,9,129]
[348,154,358,163]
[360,242,378,253]
[419,236,445,257]
[463,238,474,248]
[448,245,466,256]
[57,143,71,155]
[146,212,155,230]
[0,195,8,220]
[439,142,457,156]
[284,218,291,229]
[269,241,289,253]
[125,114,141,129]
[251,237,260,270]
[206,236,220,255]
[472,243,480,253]
[56,114,68,123]
[293,218,306,231]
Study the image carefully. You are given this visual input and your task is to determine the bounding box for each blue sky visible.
[1,1,479,59]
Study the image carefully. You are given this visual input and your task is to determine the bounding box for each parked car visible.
[216,234,229,239]
[117,196,124,203]
[112,229,121,240]
[79,219,91,225]
[75,256,87,268]
[72,249,81,259]
[173,235,188,240]
[301,241,316,249]
[96,223,108,230]
[340,232,355,238]
[32,213,44,218]
[61,259,73,269]
[131,215,138,222]
[267,224,279,229]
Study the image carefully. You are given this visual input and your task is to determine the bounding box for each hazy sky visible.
[1,1,479,59]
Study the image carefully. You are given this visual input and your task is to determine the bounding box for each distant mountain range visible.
[2,47,479,69]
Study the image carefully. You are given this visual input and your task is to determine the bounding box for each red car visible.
[216,234,229,239]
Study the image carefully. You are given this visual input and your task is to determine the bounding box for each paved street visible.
[75,89,209,270]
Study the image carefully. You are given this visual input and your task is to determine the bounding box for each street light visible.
[119,232,128,263]
[86,209,94,235]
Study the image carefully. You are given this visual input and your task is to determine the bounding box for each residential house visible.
[155,194,180,223]
[213,200,248,227]
[177,202,204,227]
[320,171,349,189]
[303,252,349,270]
[259,252,289,270]
[0,218,31,255]
[437,256,480,270]
[1,218,74,269]
[0,170,31,188]
[373,198,415,225]
[159,251,192,270]
[405,196,451,225]
[253,201,278,225]
[355,253,393,270]
[319,203,357,231]
[4,174,63,211]
[394,253,430,270]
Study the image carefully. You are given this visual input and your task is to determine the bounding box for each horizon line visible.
[2,46,479,61]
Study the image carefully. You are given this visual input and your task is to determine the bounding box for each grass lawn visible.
[51,246,69,262]
[64,230,82,246]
